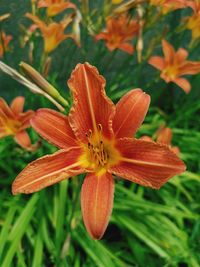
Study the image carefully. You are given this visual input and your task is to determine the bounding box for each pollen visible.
[79,124,120,175]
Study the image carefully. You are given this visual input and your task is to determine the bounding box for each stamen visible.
[86,126,108,168]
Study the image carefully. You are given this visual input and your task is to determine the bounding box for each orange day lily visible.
[25,13,75,53]
[148,39,200,93]
[141,126,180,155]
[0,96,36,150]
[95,15,139,54]
[0,31,12,58]
[185,0,200,40]
[37,0,76,17]
[150,0,187,14]
[12,63,186,239]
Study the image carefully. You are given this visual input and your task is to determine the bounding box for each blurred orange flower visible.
[0,32,12,58]
[141,127,180,155]
[185,0,200,40]
[112,0,123,4]
[25,13,75,53]
[12,63,185,239]
[156,127,180,155]
[150,0,187,13]
[37,0,76,17]
[95,15,139,54]
[0,97,36,150]
[148,39,200,93]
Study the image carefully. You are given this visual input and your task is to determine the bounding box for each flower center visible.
[79,124,120,175]
[162,65,178,81]
[4,119,21,135]
[86,124,108,167]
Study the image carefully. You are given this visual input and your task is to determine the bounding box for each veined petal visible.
[113,89,150,138]
[0,97,14,118]
[12,147,84,194]
[109,138,186,189]
[68,63,115,142]
[10,96,25,115]
[148,56,165,71]
[31,108,77,148]
[173,77,191,93]
[81,172,114,240]
[162,39,175,63]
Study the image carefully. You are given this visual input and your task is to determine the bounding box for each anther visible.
[88,129,92,136]
[98,124,102,132]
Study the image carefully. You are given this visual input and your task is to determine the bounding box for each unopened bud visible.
[20,62,68,107]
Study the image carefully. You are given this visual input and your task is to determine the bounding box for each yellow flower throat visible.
[79,124,120,175]
[87,124,108,167]
[4,119,21,135]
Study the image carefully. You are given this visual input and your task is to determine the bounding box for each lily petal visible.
[148,56,165,71]
[139,135,153,142]
[68,63,115,142]
[176,48,188,63]
[178,62,200,75]
[109,138,186,189]
[156,127,172,145]
[37,0,49,8]
[0,97,14,118]
[118,42,134,54]
[14,130,39,151]
[19,110,35,129]
[10,96,25,115]
[81,172,114,240]
[31,108,77,148]
[113,89,150,138]
[14,130,31,149]
[173,77,191,93]
[0,127,9,138]
[95,32,109,41]
[47,2,76,17]
[162,39,175,63]
[171,146,180,155]
[12,147,84,194]
[25,13,46,30]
